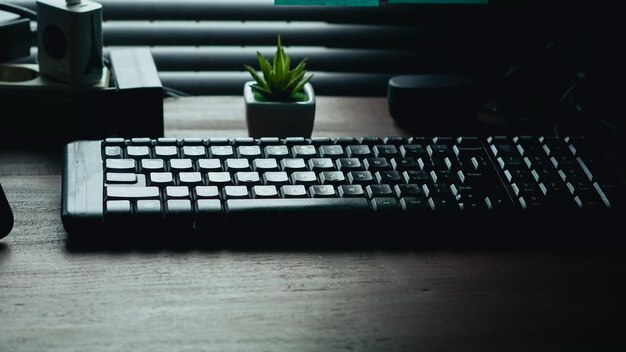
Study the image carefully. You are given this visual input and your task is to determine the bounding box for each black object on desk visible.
[62,135,622,247]
[387,74,480,134]
[0,181,13,239]
[0,49,164,144]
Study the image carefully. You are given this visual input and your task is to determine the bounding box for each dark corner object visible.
[0,182,13,239]
[387,74,479,134]
[0,2,34,63]
[0,49,163,145]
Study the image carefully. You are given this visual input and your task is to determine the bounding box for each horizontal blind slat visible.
[102,22,430,49]
[160,71,391,96]
[5,0,485,24]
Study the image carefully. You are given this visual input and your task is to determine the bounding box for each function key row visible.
[103,143,487,161]
[104,136,485,148]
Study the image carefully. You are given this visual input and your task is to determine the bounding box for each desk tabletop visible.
[1,97,624,351]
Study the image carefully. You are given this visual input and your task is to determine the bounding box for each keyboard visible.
[62,136,623,245]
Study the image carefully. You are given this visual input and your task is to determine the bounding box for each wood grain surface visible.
[1,97,625,351]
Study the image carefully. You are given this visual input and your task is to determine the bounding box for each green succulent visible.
[244,35,313,102]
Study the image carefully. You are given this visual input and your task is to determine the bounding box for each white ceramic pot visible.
[244,81,316,138]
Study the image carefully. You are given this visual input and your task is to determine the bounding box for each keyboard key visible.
[157,138,179,146]
[373,145,400,158]
[262,171,289,186]
[106,159,136,172]
[489,143,518,157]
[346,145,372,158]
[194,186,220,199]
[428,196,455,210]
[518,195,544,209]
[391,158,419,171]
[319,171,346,185]
[421,183,450,197]
[280,185,308,198]
[363,158,390,171]
[384,136,407,145]
[252,159,279,172]
[284,137,306,146]
[209,138,229,145]
[394,184,422,198]
[106,173,137,184]
[237,145,262,159]
[366,184,393,198]
[400,197,429,211]
[403,170,430,184]
[359,136,383,145]
[141,159,165,172]
[347,171,374,185]
[104,138,126,146]
[251,185,279,199]
[430,170,458,184]
[222,186,249,199]
[235,172,261,186]
[265,145,290,158]
[154,146,178,159]
[126,146,150,159]
[207,172,232,186]
[182,138,203,146]
[233,137,255,146]
[224,198,369,214]
[371,198,401,212]
[375,171,402,185]
[427,144,452,157]
[338,184,365,197]
[309,185,337,198]
[334,137,357,146]
[178,172,203,186]
[309,137,332,146]
[504,169,532,183]
[400,144,428,158]
[224,159,250,172]
[106,186,160,200]
[258,137,280,146]
[106,200,131,214]
[136,200,162,216]
[104,146,122,158]
[149,172,174,186]
[281,158,307,171]
[292,145,317,158]
[308,158,335,171]
[182,145,206,158]
[291,171,317,185]
[497,156,525,170]
[209,145,234,159]
[130,138,152,146]
[170,159,194,172]
[336,158,363,171]
[319,145,344,158]
[166,186,190,199]
[197,159,222,172]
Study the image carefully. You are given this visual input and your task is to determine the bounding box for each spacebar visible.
[224,198,370,214]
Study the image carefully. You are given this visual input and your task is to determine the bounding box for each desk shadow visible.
[63,231,613,254]
[0,242,10,264]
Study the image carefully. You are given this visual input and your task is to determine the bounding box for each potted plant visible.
[243,35,315,138]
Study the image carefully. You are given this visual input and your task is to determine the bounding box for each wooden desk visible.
[1,97,624,351]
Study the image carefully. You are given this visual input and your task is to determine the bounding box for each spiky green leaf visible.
[243,64,269,91]
[291,74,313,98]
[244,34,312,102]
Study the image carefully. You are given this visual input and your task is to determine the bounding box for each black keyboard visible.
[62,136,623,245]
